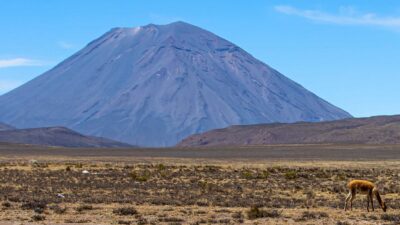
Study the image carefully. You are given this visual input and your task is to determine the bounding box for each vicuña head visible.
[344,179,387,212]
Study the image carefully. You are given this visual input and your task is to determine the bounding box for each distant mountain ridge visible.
[0,21,351,147]
[0,127,132,148]
[0,122,15,131]
[178,115,400,147]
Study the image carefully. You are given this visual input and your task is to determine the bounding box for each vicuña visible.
[344,180,387,212]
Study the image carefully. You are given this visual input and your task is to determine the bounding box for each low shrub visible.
[297,211,329,221]
[113,207,138,216]
[381,213,400,222]
[49,204,67,214]
[284,170,298,179]
[336,221,350,225]
[32,214,45,221]
[22,200,47,214]
[76,204,93,212]
[247,206,281,219]
[2,201,11,208]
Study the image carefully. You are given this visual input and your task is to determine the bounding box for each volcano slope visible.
[0,22,350,147]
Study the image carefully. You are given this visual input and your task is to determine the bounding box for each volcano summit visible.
[0,22,351,146]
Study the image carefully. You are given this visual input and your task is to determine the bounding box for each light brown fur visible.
[344,180,387,212]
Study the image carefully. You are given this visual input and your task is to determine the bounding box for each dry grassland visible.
[0,156,399,225]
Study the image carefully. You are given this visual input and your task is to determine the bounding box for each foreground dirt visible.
[0,158,399,224]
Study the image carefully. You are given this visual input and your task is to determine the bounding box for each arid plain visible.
[0,143,399,225]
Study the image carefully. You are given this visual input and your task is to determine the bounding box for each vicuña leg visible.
[370,192,374,211]
[344,191,352,211]
[350,190,356,211]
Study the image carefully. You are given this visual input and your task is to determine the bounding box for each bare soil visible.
[1,143,400,160]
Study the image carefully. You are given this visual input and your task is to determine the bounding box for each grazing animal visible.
[344,180,387,212]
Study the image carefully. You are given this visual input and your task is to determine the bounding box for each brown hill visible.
[0,126,132,148]
[178,115,400,147]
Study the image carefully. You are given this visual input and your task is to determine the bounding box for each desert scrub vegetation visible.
[0,162,400,224]
[241,169,269,179]
[1,201,11,208]
[21,200,47,214]
[336,221,351,225]
[130,169,151,182]
[76,204,94,212]
[49,204,67,214]
[246,206,281,219]
[284,170,298,179]
[295,210,329,221]
[381,213,400,222]
[31,214,46,221]
[113,206,138,216]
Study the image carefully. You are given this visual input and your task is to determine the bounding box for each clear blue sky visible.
[0,0,399,117]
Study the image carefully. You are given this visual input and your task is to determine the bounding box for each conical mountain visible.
[0,21,351,146]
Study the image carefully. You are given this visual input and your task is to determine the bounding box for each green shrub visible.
[130,171,150,182]
[284,170,297,179]
[241,170,254,179]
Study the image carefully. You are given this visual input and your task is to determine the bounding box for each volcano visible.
[0,21,351,146]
